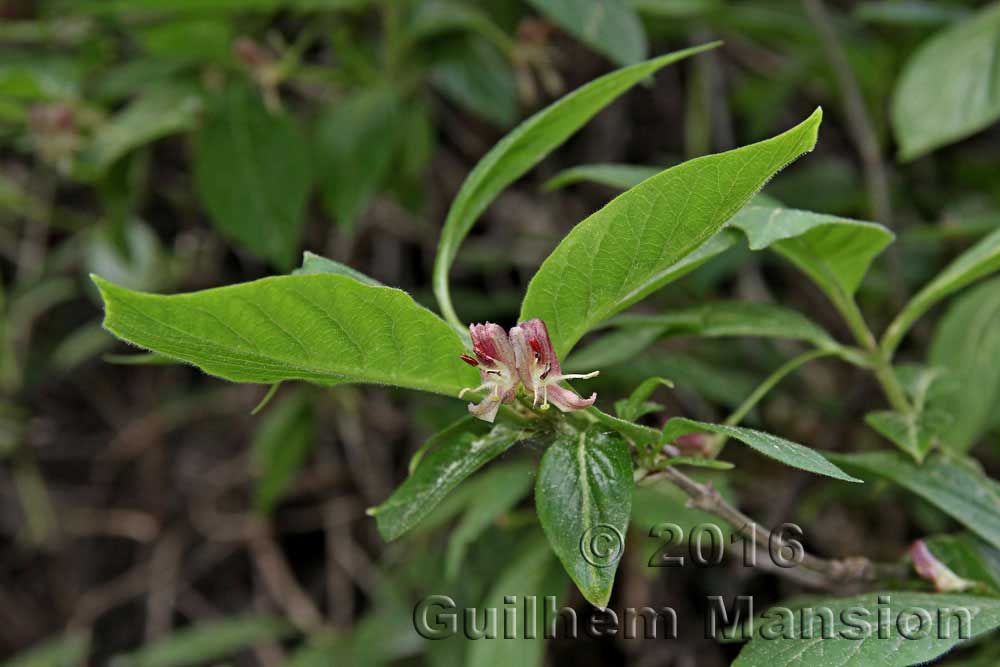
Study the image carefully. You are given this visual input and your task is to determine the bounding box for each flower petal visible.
[546,384,597,412]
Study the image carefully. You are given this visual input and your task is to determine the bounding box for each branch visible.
[642,466,909,587]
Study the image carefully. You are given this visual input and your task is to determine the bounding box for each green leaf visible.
[431,38,518,128]
[433,44,720,332]
[542,163,660,191]
[892,2,1000,160]
[615,376,673,421]
[927,277,1000,451]
[194,86,312,270]
[77,88,202,179]
[526,0,647,66]
[663,456,734,470]
[924,533,1000,594]
[316,87,403,230]
[4,634,89,667]
[252,390,314,513]
[883,227,1000,357]
[466,537,566,667]
[109,617,291,667]
[833,451,1000,550]
[408,0,515,55]
[865,366,949,461]
[521,110,822,358]
[369,423,524,541]
[662,418,862,483]
[856,1,969,27]
[92,273,478,395]
[733,593,1000,667]
[291,251,384,286]
[729,204,894,301]
[535,426,632,608]
[445,461,535,579]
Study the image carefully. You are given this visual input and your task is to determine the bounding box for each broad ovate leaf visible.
[369,422,524,541]
[834,451,1000,550]
[662,418,861,483]
[521,109,823,358]
[535,426,633,608]
[733,593,1000,667]
[433,44,720,332]
[892,2,1000,160]
[883,227,1000,357]
[92,273,478,396]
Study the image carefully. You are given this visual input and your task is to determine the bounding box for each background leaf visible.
[542,163,660,191]
[292,251,384,286]
[369,422,524,541]
[521,110,823,358]
[923,533,1000,594]
[662,418,861,482]
[892,2,1000,160]
[194,86,312,269]
[535,426,632,608]
[252,390,314,513]
[526,0,647,66]
[109,617,291,667]
[93,274,478,395]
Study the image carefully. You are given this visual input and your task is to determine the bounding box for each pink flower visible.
[909,540,973,592]
[459,323,520,423]
[509,318,599,413]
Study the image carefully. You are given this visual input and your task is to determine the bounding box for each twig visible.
[642,467,909,585]
[248,520,323,632]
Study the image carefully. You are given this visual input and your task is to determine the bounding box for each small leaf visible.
[431,38,518,128]
[615,376,673,421]
[526,0,647,66]
[369,423,524,541]
[521,109,823,358]
[109,617,291,667]
[865,366,949,461]
[252,390,314,513]
[92,274,479,396]
[733,593,1000,667]
[730,204,893,304]
[883,227,1000,356]
[535,426,633,608]
[445,461,535,579]
[291,251,383,287]
[194,86,312,269]
[542,163,660,191]
[833,451,1000,550]
[662,418,862,483]
[433,44,719,331]
[892,2,1000,160]
[927,277,1000,451]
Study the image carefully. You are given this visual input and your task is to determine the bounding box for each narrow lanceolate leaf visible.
[291,251,383,287]
[892,2,1000,160]
[252,390,314,514]
[369,423,524,541]
[536,427,633,608]
[729,205,893,306]
[92,274,478,396]
[883,227,1000,357]
[526,0,647,67]
[733,593,1000,667]
[109,617,291,667]
[467,537,566,667]
[521,109,823,358]
[194,86,312,270]
[927,277,1000,452]
[662,418,861,483]
[6,634,89,667]
[542,163,660,192]
[433,44,720,331]
[833,451,1000,550]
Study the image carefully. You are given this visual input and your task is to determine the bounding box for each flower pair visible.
[459,319,599,423]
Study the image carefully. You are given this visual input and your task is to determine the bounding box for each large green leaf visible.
[729,205,894,303]
[535,426,633,608]
[526,0,647,66]
[834,451,1000,550]
[109,617,291,667]
[92,274,478,395]
[733,593,1000,667]
[433,44,719,332]
[316,87,403,230]
[892,2,1000,160]
[883,227,1000,357]
[466,537,566,667]
[521,110,823,358]
[662,418,861,483]
[927,277,1000,451]
[194,86,312,270]
[369,422,524,541]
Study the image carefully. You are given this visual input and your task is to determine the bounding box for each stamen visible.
[553,371,600,381]
[459,383,490,398]
[460,354,479,367]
